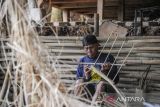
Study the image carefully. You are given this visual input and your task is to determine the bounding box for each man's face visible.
[84,43,99,58]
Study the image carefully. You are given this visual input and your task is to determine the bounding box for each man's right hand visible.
[84,65,91,79]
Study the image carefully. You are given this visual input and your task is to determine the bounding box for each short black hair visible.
[82,35,98,46]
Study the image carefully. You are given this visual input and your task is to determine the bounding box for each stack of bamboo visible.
[1,35,160,104]
[39,35,160,104]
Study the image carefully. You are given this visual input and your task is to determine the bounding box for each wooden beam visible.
[55,2,96,9]
[63,10,70,22]
[52,0,96,4]
[118,0,125,21]
[69,8,96,16]
[94,13,99,36]
[69,7,96,12]
[97,0,104,21]
[53,1,118,8]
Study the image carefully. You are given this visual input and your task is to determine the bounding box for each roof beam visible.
[118,0,125,21]
[69,8,96,12]
[52,1,118,9]
[55,2,96,9]
[52,0,97,4]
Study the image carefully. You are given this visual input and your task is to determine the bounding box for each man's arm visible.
[76,58,91,81]
[108,54,119,84]
[76,57,85,79]
[101,54,119,84]
[108,63,119,84]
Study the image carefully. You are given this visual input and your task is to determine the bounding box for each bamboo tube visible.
[136,53,160,58]
[47,48,160,54]
[120,75,160,81]
[39,36,160,41]
[42,55,157,60]
[41,42,160,49]
[44,59,160,65]
[118,60,160,65]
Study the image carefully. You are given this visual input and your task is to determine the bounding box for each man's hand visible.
[84,65,91,79]
[101,63,111,74]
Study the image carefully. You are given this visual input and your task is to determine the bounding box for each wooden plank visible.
[48,48,160,54]
[52,0,97,4]
[62,10,70,22]
[70,8,96,14]
[57,2,96,9]
[94,13,99,36]
[118,0,125,21]
[97,0,104,20]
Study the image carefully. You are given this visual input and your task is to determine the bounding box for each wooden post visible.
[140,10,143,36]
[134,10,138,36]
[50,7,62,22]
[94,13,99,36]
[63,10,70,22]
[97,0,104,21]
[118,0,125,21]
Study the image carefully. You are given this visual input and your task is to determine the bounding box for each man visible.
[75,35,119,100]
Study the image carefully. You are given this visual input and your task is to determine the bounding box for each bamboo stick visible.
[39,36,160,41]
[136,53,160,58]
[42,43,160,49]
[119,60,160,65]
[47,49,160,54]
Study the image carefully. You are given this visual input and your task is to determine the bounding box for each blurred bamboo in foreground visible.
[0,0,90,107]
